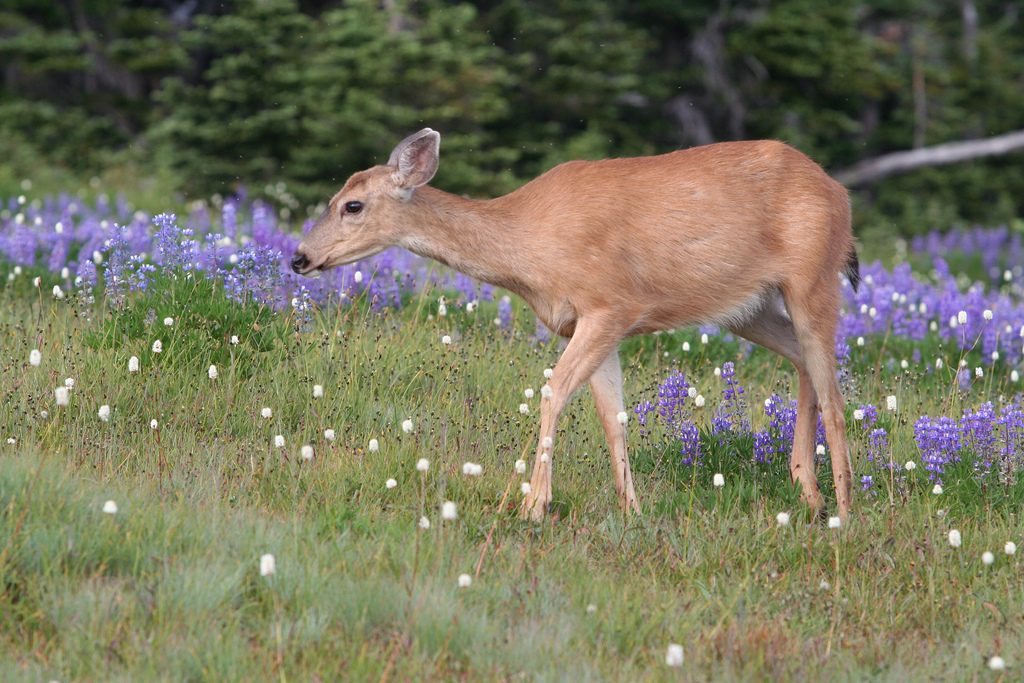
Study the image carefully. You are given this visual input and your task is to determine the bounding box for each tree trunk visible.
[833,129,1024,187]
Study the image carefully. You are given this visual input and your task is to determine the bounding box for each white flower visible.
[261,407,273,419]
[856,336,865,347]
[52,285,64,300]
[163,317,174,326]
[665,643,684,667]
[828,516,841,529]
[418,516,430,530]
[462,462,482,476]
[957,310,967,325]
[230,334,239,345]
[54,387,70,407]
[128,356,140,372]
[385,478,397,489]
[150,419,159,430]
[712,473,725,488]
[324,429,335,441]
[519,403,529,415]
[988,656,1005,671]
[816,444,827,456]
[853,409,865,421]
[458,573,472,588]
[1005,541,1017,555]
[61,267,69,279]
[29,349,41,366]
[208,364,218,379]
[586,604,597,614]
[520,482,532,495]
[438,301,448,317]
[368,438,379,452]
[991,351,1000,361]
[441,501,457,520]
[5,438,14,445]
[936,358,944,370]
[948,529,961,547]
[904,460,916,471]
[776,511,790,526]
[32,276,41,288]
[975,367,983,378]
[542,436,553,449]
[274,435,285,448]
[152,339,163,354]
[933,484,943,495]
[681,341,690,352]
[515,459,527,474]
[900,359,909,369]
[701,333,709,345]
[64,377,74,389]
[543,368,554,379]
[983,309,993,321]
[102,500,118,514]
[402,418,414,433]
[466,300,477,313]
[353,270,363,283]
[300,445,314,460]
[687,387,697,398]
[886,395,897,411]
[819,579,831,591]
[616,411,628,425]
[441,334,452,345]
[312,384,324,398]
[694,394,705,408]
[522,389,535,401]
[98,405,111,422]
[541,384,553,399]
[982,551,994,566]
[259,553,276,577]
[416,458,429,472]
[714,367,721,377]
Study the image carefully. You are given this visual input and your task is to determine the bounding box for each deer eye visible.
[344,201,364,214]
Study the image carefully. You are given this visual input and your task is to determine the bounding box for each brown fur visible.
[295,129,856,521]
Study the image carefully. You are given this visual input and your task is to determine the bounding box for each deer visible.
[291,128,860,522]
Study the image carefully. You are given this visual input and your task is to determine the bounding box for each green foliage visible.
[83,271,290,380]
[2,291,1023,679]
[2,0,1024,229]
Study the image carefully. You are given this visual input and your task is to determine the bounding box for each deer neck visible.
[397,186,531,296]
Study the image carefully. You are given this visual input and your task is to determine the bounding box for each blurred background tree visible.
[1,0,1023,239]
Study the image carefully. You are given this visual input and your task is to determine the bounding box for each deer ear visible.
[388,128,440,189]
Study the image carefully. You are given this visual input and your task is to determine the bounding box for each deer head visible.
[290,128,441,274]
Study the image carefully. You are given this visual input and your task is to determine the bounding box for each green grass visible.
[0,278,1021,681]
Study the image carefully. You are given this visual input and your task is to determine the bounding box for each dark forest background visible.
[2,0,1024,238]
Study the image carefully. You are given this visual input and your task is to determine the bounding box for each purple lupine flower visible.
[914,415,962,481]
[714,361,749,434]
[960,402,996,471]
[866,427,889,465]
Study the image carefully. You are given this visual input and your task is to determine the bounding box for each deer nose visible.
[291,251,310,274]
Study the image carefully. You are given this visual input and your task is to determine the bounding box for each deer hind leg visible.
[783,281,853,520]
[729,299,824,513]
[589,349,640,514]
[521,316,623,521]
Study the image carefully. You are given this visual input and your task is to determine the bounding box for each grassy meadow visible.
[0,265,1021,682]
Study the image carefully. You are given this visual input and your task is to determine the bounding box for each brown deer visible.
[292,128,859,521]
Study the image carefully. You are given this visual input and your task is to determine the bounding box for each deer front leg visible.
[521,317,623,521]
[589,349,640,514]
